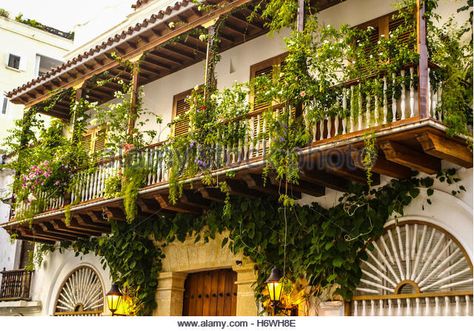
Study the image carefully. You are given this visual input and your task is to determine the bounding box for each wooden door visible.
[182,269,237,316]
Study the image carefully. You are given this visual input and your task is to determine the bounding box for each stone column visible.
[233,262,258,316]
[154,272,187,316]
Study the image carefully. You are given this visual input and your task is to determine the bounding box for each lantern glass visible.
[265,267,283,302]
[106,283,123,314]
[266,281,283,302]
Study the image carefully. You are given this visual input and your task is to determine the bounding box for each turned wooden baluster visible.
[383,76,388,124]
[409,67,415,118]
[392,73,397,122]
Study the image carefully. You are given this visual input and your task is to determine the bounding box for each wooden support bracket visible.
[380,140,441,174]
[417,132,473,168]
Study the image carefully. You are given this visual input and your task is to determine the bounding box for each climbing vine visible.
[33,169,465,315]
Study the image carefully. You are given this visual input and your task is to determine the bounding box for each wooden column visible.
[417,0,429,118]
[203,19,220,100]
[294,0,305,118]
[71,84,84,144]
[127,60,141,141]
[297,0,305,32]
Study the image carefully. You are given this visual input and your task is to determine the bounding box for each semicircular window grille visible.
[351,221,473,316]
[54,266,104,316]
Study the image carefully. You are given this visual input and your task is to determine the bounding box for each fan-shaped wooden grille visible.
[54,266,104,314]
[352,222,473,316]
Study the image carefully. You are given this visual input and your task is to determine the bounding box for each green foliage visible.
[166,82,251,204]
[104,174,122,199]
[0,8,10,18]
[39,170,462,315]
[429,13,473,137]
[65,221,163,315]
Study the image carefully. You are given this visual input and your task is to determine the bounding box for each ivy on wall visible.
[34,170,464,315]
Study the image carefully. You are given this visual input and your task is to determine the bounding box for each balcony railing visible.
[13,64,445,218]
[0,269,33,301]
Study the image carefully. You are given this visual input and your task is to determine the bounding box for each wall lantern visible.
[106,283,123,316]
[265,266,283,314]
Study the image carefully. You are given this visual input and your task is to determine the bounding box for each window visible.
[249,53,287,112]
[82,127,107,155]
[7,54,21,70]
[1,97,7,115]
[18,241,35,269]
[172,88,204,137]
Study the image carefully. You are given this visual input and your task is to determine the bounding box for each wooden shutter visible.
[81,133,92,154]
[173,91,191,137]
[182,269,237,316]
[18,241,35,269]
[250,53,287,113]
[94,128,107,153]
[389,13,415,49]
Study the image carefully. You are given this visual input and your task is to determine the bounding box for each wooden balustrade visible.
[12,64,446,217]
[351,291,473,316]
[0,269,33,301]
[53,310,103,316]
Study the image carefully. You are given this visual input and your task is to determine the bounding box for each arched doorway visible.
[351,221,473,316]
[53,266,104,316]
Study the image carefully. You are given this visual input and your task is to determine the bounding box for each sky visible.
[0,0,136,32]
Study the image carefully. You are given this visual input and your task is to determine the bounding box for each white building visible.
[0,0,472,317]
[0,12,72,315]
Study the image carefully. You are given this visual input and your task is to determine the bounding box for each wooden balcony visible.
[0,269,33,301]
[2,64,472,243]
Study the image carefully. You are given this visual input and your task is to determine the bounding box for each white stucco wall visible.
[0,17,72,143]
[28,249,111,316]
[0,170,18,272]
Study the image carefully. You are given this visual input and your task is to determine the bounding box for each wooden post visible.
[127,60,141,141]
[71,84,84,145]
[203,19,220,100]
[295,0,305,117]
[11,107,35,211]
[297,0,305,32]
[417,0,429,118]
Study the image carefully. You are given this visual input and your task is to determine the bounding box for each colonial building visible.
[0,11,72,315]
[0,0,472,317]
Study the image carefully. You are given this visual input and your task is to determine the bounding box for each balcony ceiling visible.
[5,0,346,119]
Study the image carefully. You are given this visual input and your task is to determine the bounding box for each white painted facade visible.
[0,15,72,315]
[0,0,471,316]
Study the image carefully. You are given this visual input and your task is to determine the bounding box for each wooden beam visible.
[227,179,261,198]
[155,194,201,214]
[351,150,413,179]
[300,168,350,192]
[31,224,75,241]
[269,176,325,197]
[326,164,378,185]
[103,206,126,221]
[54,219,104,236]
[75,215,110,232]
[228,13,264,30]
[380,140,441,174]
[242,174,297,199]
[137,198,161,215]
[417,132,473,168]
[181,191,211,209]
[40,222,88,239]
[197,187,226,203]
[14,229,56,244]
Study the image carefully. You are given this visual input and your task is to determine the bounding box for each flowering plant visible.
[21,161,53,193]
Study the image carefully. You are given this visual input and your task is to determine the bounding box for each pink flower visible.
[300,91,306,97]
[123,143,135,154]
